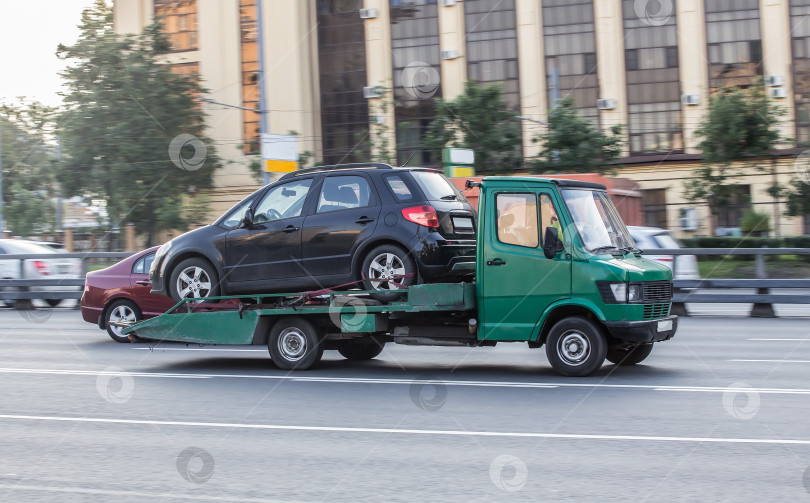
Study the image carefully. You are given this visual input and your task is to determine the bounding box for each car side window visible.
[253,179,313,223]
[496,193,539,248]
[539,193,562,246]
[131,252,156,274]
[384,175,413,201]
[317,176,372,213]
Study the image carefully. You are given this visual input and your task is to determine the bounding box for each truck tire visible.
[105,299,142,343]
[360,245,416,302]
[267,317,324,370]
[337,337,385,361]
[606,343,653,366]
[545,317,607,377]
[169,257,220,303]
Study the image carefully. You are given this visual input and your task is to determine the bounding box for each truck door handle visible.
[355,217,375,224]
[283,225,301,233]
[486,258,506,266]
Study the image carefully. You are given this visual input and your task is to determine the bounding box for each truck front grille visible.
[643,303,671,320]
[641,281,672,303]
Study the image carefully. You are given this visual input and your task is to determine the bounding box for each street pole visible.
[256,0,270,186]
[0,132,5,235]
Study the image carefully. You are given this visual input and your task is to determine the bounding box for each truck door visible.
[480,190,571,341]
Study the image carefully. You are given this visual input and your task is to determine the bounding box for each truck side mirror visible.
[543,227,563,259]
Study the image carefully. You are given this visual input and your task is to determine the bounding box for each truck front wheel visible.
[606,343,653,365]
[545,317,607,377]
[267,317,324,370]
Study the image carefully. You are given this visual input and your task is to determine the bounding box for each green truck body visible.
[124,176,677,376]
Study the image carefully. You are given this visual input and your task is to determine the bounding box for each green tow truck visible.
[123,176,677,377]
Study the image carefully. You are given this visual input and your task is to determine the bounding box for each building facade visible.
[113,0,810,236]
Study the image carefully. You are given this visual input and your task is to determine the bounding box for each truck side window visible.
[496,193,538,248]
[540,193,562,246]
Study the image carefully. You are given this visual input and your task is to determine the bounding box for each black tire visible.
[267,316,324,370]
[168,257,220,303]
[104,299,142,343]
[545,316,607,377]
[45,299,63,307]
[360,245,416,302]
[606,343,654,366]
[337,337,385,361]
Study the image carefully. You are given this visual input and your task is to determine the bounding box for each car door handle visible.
[136,280,151,286]
[355,217,375,224]
[283,225,301,233]
[486,258,506,266]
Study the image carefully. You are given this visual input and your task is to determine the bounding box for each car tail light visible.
[32,260,50,276]
[401,205,439,228]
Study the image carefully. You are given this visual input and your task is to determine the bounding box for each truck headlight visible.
[609,283,627,302]
[599,282,643,304]
[627,284,641,302]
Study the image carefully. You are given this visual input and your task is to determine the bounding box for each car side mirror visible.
[543,227,564,259]
[241,208,254,228]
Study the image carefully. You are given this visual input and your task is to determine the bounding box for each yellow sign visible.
[448,166,475,178]
[265,160,297,173]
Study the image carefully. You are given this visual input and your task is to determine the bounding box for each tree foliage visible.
[531,96,625,174]
[56,0,220,245]
[685,83,783,214]
[424,81,522,174]
[0,102,58,235]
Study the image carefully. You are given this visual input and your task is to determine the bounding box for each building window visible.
[542,0,599,124]
[622,0,682,155]
[464,0,521,110]
[715,185,751,229]
[705,0,763,92]
[642,189,668,229]
[791,0,810,144]
[239,0,260,154]
[317,0,369,164]
[390,0,440,167]
[154,0,198,52]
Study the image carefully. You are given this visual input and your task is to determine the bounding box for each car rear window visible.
[384,175,414,201]
[410,171,466,202]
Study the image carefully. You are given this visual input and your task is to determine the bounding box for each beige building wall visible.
[760,0,796,145]
[515,0,548,159]
[437,1,467,100]
[677,0,709,154]
[362,0,396,159]
[593,0,629,154]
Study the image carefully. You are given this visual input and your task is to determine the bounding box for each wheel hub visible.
[557,331,590,366]
[278,328,307,361]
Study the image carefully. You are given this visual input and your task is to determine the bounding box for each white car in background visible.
[0,239,83,307]
[627,226,700,280]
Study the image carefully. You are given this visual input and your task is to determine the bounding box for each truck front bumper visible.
[604,315,678,343]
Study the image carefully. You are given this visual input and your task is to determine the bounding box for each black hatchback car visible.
[149,163,476,302]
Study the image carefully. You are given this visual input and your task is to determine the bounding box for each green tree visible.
[424,80,522,174]
[56,0,220,246]
[0,101,58,235]
[685,83,783,218]
[531,96,625,174]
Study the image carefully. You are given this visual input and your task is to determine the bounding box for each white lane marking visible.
[3,367,810,396]
[0,483,294,502]
[132,348,266,352]
[1,414,810,446]
[730,359,810,364]
[747,338,808,341]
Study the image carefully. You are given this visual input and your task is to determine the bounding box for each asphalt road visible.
[1,306,809,502]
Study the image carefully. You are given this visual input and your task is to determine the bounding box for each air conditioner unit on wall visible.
[765,75,784,87]
[363,86,383,99]
[680,207,698,231]
[359,8,378,19]
[442,0,457,6]
[597,98,616,110]
[770,88,788,99]
[440,50,459,60]
[681,94,700,106]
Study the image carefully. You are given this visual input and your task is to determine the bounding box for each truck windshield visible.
[561,189,636,253]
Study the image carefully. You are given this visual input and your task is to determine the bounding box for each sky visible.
[0,0,97,108]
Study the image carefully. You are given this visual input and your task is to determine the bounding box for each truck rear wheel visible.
[337,337,385,360]
[606,343,653,365]
[267,317,324,370]
[545,317,607,377]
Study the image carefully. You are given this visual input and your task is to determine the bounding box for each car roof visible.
[278,163,438,181]
[0,239,57,254]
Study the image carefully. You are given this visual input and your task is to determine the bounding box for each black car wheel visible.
[361,245,416,302]
[105,299,142,343]
[606,343,654,365]
[169,257,220,303]
[45,299,62,307]
[337,337,386,360]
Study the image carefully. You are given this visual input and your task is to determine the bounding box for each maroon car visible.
[81,247,175,342]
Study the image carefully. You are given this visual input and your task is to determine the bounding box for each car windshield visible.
[561,189,635,253]
[410,171,467,202]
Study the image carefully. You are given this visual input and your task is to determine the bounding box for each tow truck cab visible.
[473,177,677,373]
